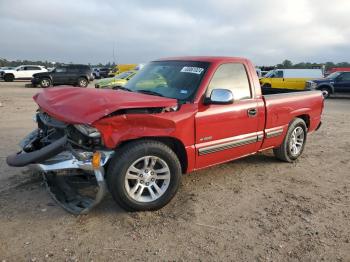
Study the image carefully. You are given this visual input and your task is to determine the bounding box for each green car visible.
[95,70,137,89]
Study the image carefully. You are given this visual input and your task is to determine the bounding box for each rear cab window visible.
[206,63,252,101]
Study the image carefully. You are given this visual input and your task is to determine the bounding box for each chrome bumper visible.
[30,150,114,215]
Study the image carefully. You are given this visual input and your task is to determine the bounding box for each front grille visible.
[37,111,101,149]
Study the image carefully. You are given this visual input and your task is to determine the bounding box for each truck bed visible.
[260,90,324,150]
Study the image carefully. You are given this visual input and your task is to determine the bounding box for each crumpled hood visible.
[33,87,177,124]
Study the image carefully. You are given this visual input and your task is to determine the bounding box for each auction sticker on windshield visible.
[180,67,204,75]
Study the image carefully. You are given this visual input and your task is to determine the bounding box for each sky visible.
[0,0,349,66]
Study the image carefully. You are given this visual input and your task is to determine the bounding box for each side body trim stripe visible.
[265,129,284,139]
[198,135,258,156]
[197,127,284,156]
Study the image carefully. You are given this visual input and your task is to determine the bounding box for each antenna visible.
[113,42,116,64]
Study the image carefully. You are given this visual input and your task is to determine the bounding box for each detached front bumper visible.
[7,133,114,215]
[7,135,67,167]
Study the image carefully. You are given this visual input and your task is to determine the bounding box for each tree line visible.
[259,59,350,71]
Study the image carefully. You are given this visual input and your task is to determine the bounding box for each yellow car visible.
[260,69,323,90]
[108,64,138,77]
[95,70,137,89]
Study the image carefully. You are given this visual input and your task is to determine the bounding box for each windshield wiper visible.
[136,89,164,97]
[112,85,132,92]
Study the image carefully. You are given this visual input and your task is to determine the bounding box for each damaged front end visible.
[6,111,114,214]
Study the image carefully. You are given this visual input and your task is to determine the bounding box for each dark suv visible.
[306,71,350,98]
[32,64,94,88]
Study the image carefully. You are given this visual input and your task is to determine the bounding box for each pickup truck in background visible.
[260,69,323,91]
[7,57,324,214]
[306,71,350,98]
[325,67,350,76]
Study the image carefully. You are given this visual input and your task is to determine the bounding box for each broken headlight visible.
[74,124,101,138]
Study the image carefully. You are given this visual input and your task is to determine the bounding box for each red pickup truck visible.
[7,57,324,214]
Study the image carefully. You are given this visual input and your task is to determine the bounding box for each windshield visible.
[326,72,341,79]
[124,61,210,101]
[264,70,275,78]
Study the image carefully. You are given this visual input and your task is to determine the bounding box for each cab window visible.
[206,63,251,101]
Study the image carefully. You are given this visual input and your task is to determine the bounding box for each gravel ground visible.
[0,81,349,261]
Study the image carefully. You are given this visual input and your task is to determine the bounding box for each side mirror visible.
[205,89,234,105]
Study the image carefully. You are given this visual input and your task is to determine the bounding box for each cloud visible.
[0,0,349,65]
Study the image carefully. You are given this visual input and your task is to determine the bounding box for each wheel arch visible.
[117,136,188,174]
[42,76,53,81]
[79,75,88,80]
[4,73,15,79]
[295,114,310,129]
[317,84,333,94]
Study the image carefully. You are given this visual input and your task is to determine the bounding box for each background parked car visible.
[95,70,137,89]
[306,71,350,98]
[92,68,101,79]
[92,67,110,79]
[0,65,47,82]
[31,64,94,88]
[98,67,110,78]
[108,64,138,77]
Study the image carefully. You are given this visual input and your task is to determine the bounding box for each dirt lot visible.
[0,81,349,261]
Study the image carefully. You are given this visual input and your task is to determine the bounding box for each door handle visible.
[247,108,257,117]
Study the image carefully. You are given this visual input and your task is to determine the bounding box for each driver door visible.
[52,67,68,85]
[195,63,264,169]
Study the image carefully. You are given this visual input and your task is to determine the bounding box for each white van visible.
[260,69,323,90]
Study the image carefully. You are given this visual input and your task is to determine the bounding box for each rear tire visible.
[273,118,307,162]
[4,74,14,82]
[78,77,88,87]
[107,140,182,211]
[39,78,51,88]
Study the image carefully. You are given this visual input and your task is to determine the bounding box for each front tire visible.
[39,78,51,88]
[78,77,88,87]
[273,118,307,162]
[107,140,182,211]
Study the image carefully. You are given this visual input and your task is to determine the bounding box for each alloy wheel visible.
[289,126,305,156]
[124,156,171,202]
